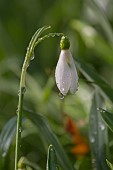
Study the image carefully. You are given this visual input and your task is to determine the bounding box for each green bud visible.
[60,36,70,50]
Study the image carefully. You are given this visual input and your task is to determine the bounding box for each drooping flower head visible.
[55,36,78,96]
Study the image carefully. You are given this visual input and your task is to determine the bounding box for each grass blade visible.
[106,159,113,170]
[89,91,109,170]
[23,110,74,170]
[0,116,17,157]
[0,116,17,169]
[46,145,59,170]
[100,108,113,132]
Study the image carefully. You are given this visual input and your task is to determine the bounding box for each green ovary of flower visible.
[60,36,70,50]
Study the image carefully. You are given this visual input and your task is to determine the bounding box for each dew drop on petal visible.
[62,88,65,91]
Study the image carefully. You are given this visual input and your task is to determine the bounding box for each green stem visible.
[14,30,39,170]
[14,26,63,170]
[15,88,24,170]
[15,52,30,170]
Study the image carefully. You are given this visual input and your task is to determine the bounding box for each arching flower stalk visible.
[55,36,78,96]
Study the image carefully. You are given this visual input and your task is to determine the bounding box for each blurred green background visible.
[0,0,113,169]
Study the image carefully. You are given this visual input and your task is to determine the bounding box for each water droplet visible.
[62,88,65,92]
[90,136,95,143]
[57,33,61,36]
[16,108,19,114]
[18,87,26,95]
[31,52,35,60]
[18,90,20,96]
[99,122,105,131]
[92,158,96,164]
[27,47,30,51]
[21,87,26,94]
[2,152,6,157]
[99,109,103,113]
[58,92,64,100]
[19,128,22,133]
[51,34,55,37]
[27,64,29,68]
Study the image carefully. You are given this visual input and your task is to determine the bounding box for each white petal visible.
[55,50,71,95]
[69,54,78,94]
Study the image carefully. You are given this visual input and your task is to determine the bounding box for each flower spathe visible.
[55,36,78,96]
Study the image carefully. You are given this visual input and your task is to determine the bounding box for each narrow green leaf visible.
[0,116,17,169]
[26,25,51,62]
[0,116,17,157]
[46,145,59,170]
[100,108,113,132]
[89,91,109,170]
[76,59,113,102]
[23,110,74,170]
[106,159,113,170]
[30,25,51,48]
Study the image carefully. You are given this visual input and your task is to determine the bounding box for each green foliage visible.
[89,92,109,170]
[0,0,113,169]
[23,109,74,170]
[100,109,113,133]
[106,159,113,170]
[46,145,59,170]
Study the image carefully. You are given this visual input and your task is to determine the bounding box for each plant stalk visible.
[15,56,30,170]
[14,26,63,170]
[14,26,50,170]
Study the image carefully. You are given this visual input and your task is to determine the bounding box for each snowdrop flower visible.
[55,36,78,96]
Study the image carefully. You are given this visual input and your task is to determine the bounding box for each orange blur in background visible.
[65,116,90,158]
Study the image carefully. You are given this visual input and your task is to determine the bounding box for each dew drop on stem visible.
[27,63,29,68]
[31,52,35,60]
[16,108,19,114]
[58,92,64,100]
[18,90,20,96]
[51,34,55,37]
[57,33,61,36]
[19,127,22,133]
